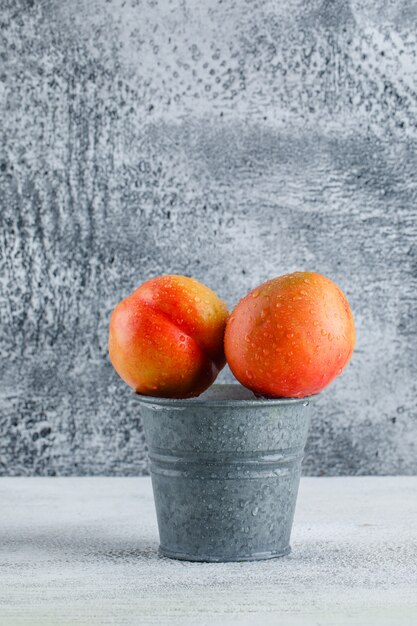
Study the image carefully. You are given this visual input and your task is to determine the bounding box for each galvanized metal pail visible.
[137,384,313,562]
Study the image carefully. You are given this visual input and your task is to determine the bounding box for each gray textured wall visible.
[1,0,416,476]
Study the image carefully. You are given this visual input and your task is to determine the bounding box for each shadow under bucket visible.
[137,384,314,562]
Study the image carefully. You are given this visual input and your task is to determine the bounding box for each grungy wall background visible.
[1,0,416,476]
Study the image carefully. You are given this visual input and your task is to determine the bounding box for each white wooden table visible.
[1,477,416,625]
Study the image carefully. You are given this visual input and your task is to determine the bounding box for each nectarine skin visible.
[109,275,229,398]
[225,272,355,398]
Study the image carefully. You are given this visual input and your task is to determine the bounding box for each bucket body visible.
[138,384,313,562]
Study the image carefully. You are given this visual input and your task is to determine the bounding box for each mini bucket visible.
[137,384,313,562]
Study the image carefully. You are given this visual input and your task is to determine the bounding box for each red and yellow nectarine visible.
[224,272,355,398]
[109,275,229,398]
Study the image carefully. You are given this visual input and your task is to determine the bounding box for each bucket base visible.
[158,545,291,563]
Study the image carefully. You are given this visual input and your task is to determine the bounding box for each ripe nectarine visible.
[224,272,355,398]
[109,275,229,398]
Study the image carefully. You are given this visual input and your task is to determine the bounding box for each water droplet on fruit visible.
[194,296,201,302]
[313,320,319,326]
[179,335,185,341]
[328,333,333,341]
[276,302,282,308]
[321,329,327,336]
[245,370,253,379]
[301,290,308,296]
[245,334,250,342]
[286,332,294,338]
[252,291,260,299]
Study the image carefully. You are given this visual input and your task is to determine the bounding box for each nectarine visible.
[109,275,229,398]
[225,272,355,398]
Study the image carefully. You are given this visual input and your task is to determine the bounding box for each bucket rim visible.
[135,383,319,408]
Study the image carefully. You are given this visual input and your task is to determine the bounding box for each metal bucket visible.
[137,384,313,562]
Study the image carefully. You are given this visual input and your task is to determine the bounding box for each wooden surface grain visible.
[0,477,416,625]
[1,0,417,475]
